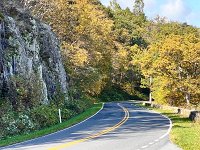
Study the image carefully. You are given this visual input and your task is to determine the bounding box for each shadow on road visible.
[2,102,171,150]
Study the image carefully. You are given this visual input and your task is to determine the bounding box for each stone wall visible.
[143,102,200,123]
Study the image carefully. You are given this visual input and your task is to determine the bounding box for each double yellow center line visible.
[49,103,129,150]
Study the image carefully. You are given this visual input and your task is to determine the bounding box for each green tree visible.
[133,0,144,16]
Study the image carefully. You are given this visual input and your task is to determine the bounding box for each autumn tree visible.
[26,0,200,105]
[135,34,200,106]
[31,0,113,96]
[106,0,147,96]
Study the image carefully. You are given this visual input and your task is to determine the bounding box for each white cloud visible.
[100,0,111,7]
[100,0,200,27]
[160,0,191,22]
[117,0,133,9]
[144,0,157,10]
[186,11,200,27]
[143,0,158,18]
[100,0,133,9]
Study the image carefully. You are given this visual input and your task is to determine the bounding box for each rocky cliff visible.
[0,2,68,108]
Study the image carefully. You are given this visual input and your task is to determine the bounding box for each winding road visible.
[2,102,181,150]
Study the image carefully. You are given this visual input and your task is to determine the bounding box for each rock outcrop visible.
[0,1,68,106]
[189,111,200,122]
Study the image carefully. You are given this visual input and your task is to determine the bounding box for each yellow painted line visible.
[48,104,129,150]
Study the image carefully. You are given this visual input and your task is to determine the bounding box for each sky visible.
[100,0,200,27]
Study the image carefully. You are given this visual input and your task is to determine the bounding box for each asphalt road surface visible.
[2,102,181,150]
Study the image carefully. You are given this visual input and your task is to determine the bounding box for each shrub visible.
[99,86,130,102]
[0,112,35,139]
[1,112,18,138]
[99,85,148,102]
[15,114,35,133]
[30,105,58,128]
[61,109,76,120]
[0,92,95,140]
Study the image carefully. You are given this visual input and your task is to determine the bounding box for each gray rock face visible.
[0,4,68,106]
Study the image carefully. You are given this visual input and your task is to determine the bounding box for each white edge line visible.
[133,102,173,149]
[150,110,173,140]
[3,103,105,148]
[133,103,173,140]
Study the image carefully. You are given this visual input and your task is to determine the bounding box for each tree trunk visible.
[185,92,190,105]
[149,76,152,103]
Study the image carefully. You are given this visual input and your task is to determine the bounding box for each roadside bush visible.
[65,96,93,114]
[0,112,35,139]
[15,114,35,133]
[1,112,19,136]
[99,85,148,102]
[61,109,76,120]
[76,96,93,112]
[99,86,132,102]
[30,105,58,128]
[100,90,124,102]
[0,93,95,140]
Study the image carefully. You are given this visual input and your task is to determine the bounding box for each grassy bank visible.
[0,103,103,147]
[138,103,200,150]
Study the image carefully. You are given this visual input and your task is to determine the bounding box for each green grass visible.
[137,103,200,150]
[0,103,103,147]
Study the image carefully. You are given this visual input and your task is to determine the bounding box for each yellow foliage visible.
[71,49,89,67]
[136,33,200,105]
[122,82,134,95]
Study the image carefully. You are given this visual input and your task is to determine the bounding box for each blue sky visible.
[100,0,200,27]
